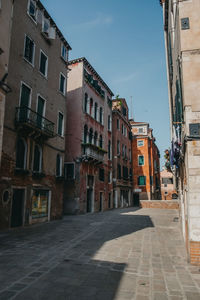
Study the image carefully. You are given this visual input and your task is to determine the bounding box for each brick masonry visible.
[140,200,179,209]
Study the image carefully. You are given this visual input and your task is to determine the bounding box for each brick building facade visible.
[64,57,113,214]
[0,0,13,166]
[0,0,71,229]
[112,98,132,208]
[130,121,161,203]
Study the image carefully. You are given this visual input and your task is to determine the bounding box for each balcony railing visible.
[15,106,55,138]
[82,143,107,163]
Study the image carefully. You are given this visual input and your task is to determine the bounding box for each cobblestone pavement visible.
[0,207,200,300]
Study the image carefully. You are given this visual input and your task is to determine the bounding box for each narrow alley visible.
[0,208,200,300]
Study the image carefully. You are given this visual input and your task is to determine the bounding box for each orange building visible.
[130,121,161,204]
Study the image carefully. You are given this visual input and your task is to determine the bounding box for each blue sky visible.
[43,0,170,167]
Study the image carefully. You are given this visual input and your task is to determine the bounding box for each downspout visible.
[163,1,173,139]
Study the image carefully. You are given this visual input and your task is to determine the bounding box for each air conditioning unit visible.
[189,123,200,137]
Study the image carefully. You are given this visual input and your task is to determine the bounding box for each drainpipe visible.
[162,1,173,139]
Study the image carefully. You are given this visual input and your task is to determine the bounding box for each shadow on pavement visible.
[0,208,154,300]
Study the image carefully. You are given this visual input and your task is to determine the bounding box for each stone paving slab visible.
[0,207,200,299]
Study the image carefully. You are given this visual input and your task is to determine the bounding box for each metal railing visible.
[15,106,54,137]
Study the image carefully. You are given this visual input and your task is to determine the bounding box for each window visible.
[84,93,88,113]
[94,131,98,146]
[123,166,128,180]
[36,95,45,128]
[94,102,98,120]
[61,43,67,61]
[129,169,133,181]
[39,50,48,77]
[108,171,112,183]
[138,155,144,166]
[122,144,125,157]
[117,164,121,179]
[33,145,42,172]
[122,105,127,117]
[162,178,173,184]
[57,112,64,136]
[99,135,103,148]
[84,125,88,143]
[28,0,36,20]
[89,128,93,144]
[108,193,111,209]
[65,163,75,180]
[117,119,120,130]
[42,17,50,35]
[56,154,62,177]
[138,176,146,186]
[32,190,49,219]
[137,140,144,147]
[59,73,66,95]
[138,127,144,133]
[99,107,103,124]
[24,35,35,65]
[16,138,27,169]
[99,168,104,181]
[108,140,111,160]
[89,98,93,116]
[108,115,111,131]
[19,83,31,121]
[117,140,120,155]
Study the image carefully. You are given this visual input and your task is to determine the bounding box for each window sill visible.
[27,12,37,25]
[39,71,48,80]
[60,56,67,65]
[41,32,52,45]
[15,168,29,175]
[58,90,66,98]
[32,171,45,178]
[23,57,34,68]
[57,133,64,139]
[56,176,64,181]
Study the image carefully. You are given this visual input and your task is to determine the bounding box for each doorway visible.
[133,193,140,207]
[99,192,103,212]
[87,188,93,213]
[11,189,24,227]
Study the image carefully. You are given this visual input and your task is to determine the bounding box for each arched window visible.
[108,115,111,131]
[84,125,88,143]
[94,103,98,120]
[33,145,42,172]
[56,154,62,177]
[99,107,103,124]
[89,128,93,144]
[16,138,27,169]
[94,131,98,146]
[99,135,103,148]
[84,93,88,113]
[90,98,93,116]
[108,140,111,160]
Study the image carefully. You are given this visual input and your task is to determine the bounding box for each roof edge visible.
[68,57,114,96]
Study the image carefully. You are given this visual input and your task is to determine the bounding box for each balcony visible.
[15,106,55,139]
[82,143,107,163]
